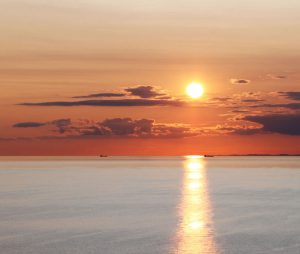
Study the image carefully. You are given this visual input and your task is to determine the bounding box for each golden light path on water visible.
[173,155,217,254]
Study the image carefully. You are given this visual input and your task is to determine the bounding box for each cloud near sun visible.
[7,85,300,140]
[0,82,297,143]
[19,85,183,107]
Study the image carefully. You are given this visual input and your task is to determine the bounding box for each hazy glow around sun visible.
[186,82,204,99]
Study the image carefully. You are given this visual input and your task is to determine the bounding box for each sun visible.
[186,82,204,99]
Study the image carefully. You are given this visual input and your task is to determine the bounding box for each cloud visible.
[51,118,71,133]
[72,93,126,99]
[211,97,231,102]
[230,79,251,85]
[101,118,154,136]
[13,122,46,128]
[241,99,264,103]
[71,118,200,138]
[76,126,109,136]
[70,85,169,99]
[221,126,261,135]
[152,124,199,138]
[232,128,262,135]
[12,119,71,133]
[244,114,300,135]
[13,113,300,140]
[207,92,267,110]
[267,74,287,80]
[124,86,165,98]
[212,122,262,136]
[156,95,172,100]
[11,117,201,139]
[231,109,250,113]
[251,103,300,110]
[19,99,184,107]
[278,92,300,101]
[61,118,266,138]
[19,85,178,108]
[51,119,71,126]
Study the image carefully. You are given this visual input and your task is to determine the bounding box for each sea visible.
[0,156,299,254]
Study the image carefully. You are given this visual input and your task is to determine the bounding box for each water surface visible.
[0,156,299,254]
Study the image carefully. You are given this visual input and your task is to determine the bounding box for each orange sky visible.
[1,0,300,155]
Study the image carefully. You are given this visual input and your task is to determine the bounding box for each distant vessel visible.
[204,155,214,158]
[99,155,108,157]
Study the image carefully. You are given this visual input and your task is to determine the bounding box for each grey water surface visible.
[0,156,299,254]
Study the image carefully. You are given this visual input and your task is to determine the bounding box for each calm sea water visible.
[0,156,299,254]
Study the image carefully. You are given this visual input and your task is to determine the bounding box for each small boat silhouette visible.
[99,155,108,157]
[204,155,214,158]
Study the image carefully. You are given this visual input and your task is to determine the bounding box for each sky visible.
[1,0,300,155]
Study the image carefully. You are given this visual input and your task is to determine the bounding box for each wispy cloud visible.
[250,103,300,110]
[13,122,47,128]
[266,74,287,80]
[19,85,181,107]
[124,85,166,98]
[278,91,300,101]
[72,93,126,99]
[13,119,71,133]
[20,99,184,107]
[230,79,251,85]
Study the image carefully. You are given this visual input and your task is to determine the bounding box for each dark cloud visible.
[211,97,231,102]
[251,103,300,110]
[20,99,184,107]
[124,86,165,98]
[71,85,169,99]
[77,126,110,136]
[72,118,198,138]
[52,119,71,126]
[274,75,286,79]
[244,114,300,135]
[241,99,264,103]
[278,92,300,101]
[227,127,261,135]
[231,109,250,113]
[230,79,251,85]
[267,74,287,80]
[72,93,125,99]
[101,118,154,136]
[51,119,71,133]
[156,95,172,100]
[12,119,71,133]
[232,128,262,135]
[13,122,46,128]
[11,117,200,139]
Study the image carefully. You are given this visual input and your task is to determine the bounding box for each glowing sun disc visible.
[186,82,204,99]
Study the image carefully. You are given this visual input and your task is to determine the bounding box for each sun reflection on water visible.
[173,156,217,254]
